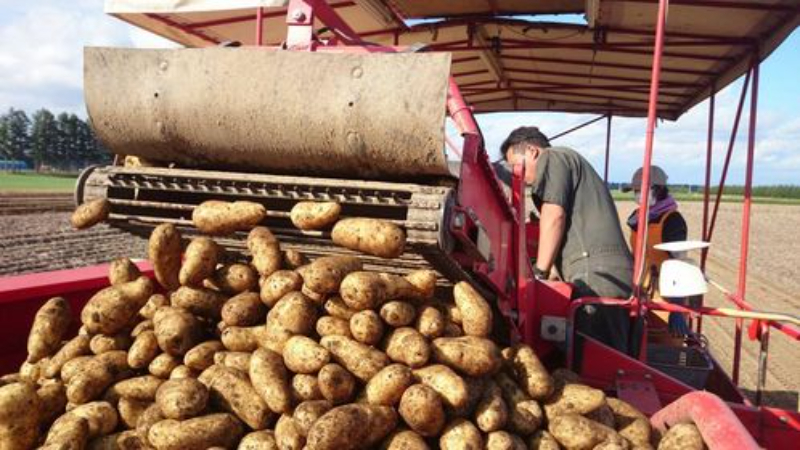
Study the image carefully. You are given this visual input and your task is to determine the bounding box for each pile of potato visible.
[0,200,706,450]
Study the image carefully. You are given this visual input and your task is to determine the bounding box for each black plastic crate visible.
[647,344,713,389]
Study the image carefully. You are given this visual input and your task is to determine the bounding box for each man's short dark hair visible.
[501,126,551,158]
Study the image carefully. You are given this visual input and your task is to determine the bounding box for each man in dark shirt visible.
[501,126,634,353]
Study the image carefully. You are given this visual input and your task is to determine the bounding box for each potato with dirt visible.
[292,374,323,402]
[221,292,266,327]
[192,200,266,235]
[475,381,508,433]
[340,272,419,311]
[350,310,385,345]
[324,296,358,320]
[332,218,406,258]
[201,365,273,429]
[404,270,437,299]
[153,307,203,356]
[220,324,265,352]
[502,344,554,400]
[0,382,42,450]
[412,365,469,411]
[113,375,163,401]
[171,286,228,320]
[155,378,208,420]
[453,281,492,337]
[81,277,153,335]
[495,372,544,435]
[607,397,651,448]
[27,296,72,363]
[382,430,430,450]
[261,270,303,307]
[439,418,483,450]
[275,414,306,450]
[108,257,142,286]
[249,348,292,414]
[248,226,282,277]
[320,335,390,382]
[302,256,363,295]
[385,327,430,369]
[293,400,333,436]
[399,384,446,437]
[149,353,181,379]
[239,430,279,450]
[548,414,623,450]
[90,332,132,355]
[486,431,527,450]
[184,340,225,372]
[147,412,245,450]
[43,414,89,450]
[528,430,561,450]
[316,316,352,338]
[71,198,110,230]
[66,351,129,405]
[543,383,606,418]
[45,334,91,379]
[365,364,415,406]
[380,301,416,327]
[267,292,317,335]
[290,201,342,230]
[318,363,355,404]
[283,336,330,374]
[306,404,396,450]
[415,305,446,339]
[213,351,252,373]
[208,263,258,294]
[148,223,182,290]
[432,336,502,377]
[179,237,221,287]
[657,423,704,450]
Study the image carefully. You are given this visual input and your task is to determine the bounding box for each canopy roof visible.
[105,0,799,119]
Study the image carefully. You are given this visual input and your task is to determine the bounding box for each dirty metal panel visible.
[84,47,452,180]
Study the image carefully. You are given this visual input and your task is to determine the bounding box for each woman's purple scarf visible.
[627,195,678,228]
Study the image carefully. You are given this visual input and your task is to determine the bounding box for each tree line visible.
[0,108,111,172]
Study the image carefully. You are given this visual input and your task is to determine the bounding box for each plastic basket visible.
[647,344,713,389]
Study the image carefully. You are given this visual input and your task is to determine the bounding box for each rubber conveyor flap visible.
[84,47,453,180]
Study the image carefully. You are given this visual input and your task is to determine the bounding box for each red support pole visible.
[604,115,613,183]
[255,7,264,46]
[698,85,714,334]
[632,0,668,296]
[733,56,759,385]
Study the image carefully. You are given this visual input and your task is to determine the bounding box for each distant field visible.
[0,172,77,193]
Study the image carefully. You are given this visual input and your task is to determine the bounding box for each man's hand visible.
[536,202,566,276]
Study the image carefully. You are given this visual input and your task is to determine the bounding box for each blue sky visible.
[0,1,798,184]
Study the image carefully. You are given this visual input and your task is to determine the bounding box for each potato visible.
[259,270,301,307]
[382,429,430,450]
[432,336,501,377]
[247,226,281,277]
[259,324,293,354]
[340,272,420,311]
[445,303,463,325]
[148,413,244,450]
[275,415,306,450]
[184,340,225,371]
[61,401,118,438]
[136,403,165,446]
[91,332,133,355]
[82,277,154,335]
[495,372,543,435]
[170,365,197,380]
[67,351,129,405]
[283,336,330,374]
[45,334,91,378]
[475,381,508,433]
[153,307,202,356]
[61,355,93,384]
[332,218,406,258]
[366,364,414,406]
[114,375,164,401]
[26,297,71,363]
[125,330,158,369]
[548,414,620,450]
[385,327,430,369]
[149,353,181,379]
[239,430,278,450]
[267,292,317,335]
[293,400,333,435]
[219,292,265,327]
[502,345,554,401]
[0,382,41,450]
[302,256,362,295]
[38,380,68,424]
[171,286,228,320]
[306,404,396,450]
[119,397,151,429]
[291,374,323,402]
[380,301,416,327]
[283,249,308,269]
[221,325,264,352]
[71,198,110,230]
[208,263,258,294]
[214,351,252,373]
[318,364,355,405]
[316,316,352,338]
[109,258,142,287]
[131,319,154,338]
[290,201,341,230]
[155,378,208,420]
[543,383,606,418]
[149,223,182,290]
[399,384,445,437]
[201,365,273,429]
[192,200,266,235]
[412,365,469,411]
[350,310,385,345]
[657,423,703,450]
[528,430,561,450]
[321,335,390,382]
[404,270,437,299]
[607,397,651,448]
[19,358,48,383]
[324,296,358,320]
[44,415,89,450]
[486,431,526,450]
[301,284,328,306]
[453,282,492,337]
[85,430,145,450]
[415,305,445,339]
[439,418,483,450]
[179,237,221,287]
[139,294,169,321]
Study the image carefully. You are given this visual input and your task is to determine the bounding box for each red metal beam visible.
[503,67,693,88]
[501,54,716,77]
[466,88,682,107]
[698,84,715,335]
[185,1,356,29]
[144,13,219,44]
[611,0,799,13]
[255,7,264,46]
[453,56,481,64]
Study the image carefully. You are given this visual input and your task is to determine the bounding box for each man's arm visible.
[536,202,566,276]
